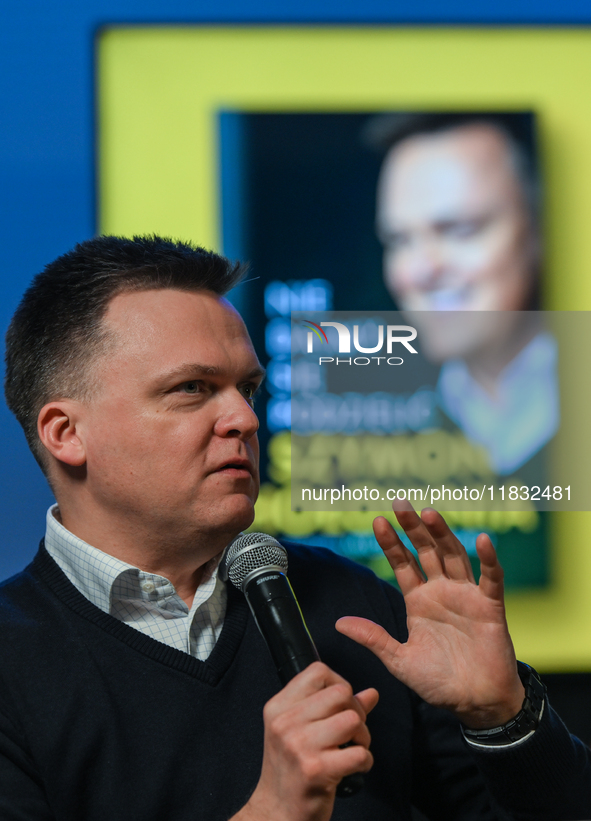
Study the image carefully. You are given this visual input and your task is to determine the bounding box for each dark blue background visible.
[1,1,590,580]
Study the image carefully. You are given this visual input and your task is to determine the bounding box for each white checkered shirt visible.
[44,505,227,660]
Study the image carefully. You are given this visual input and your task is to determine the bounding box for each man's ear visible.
[37,401,87,467]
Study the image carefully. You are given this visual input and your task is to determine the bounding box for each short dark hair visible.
[363,110,541,228]
[4,235,246,471]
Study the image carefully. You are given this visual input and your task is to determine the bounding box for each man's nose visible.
[214,391,260,439]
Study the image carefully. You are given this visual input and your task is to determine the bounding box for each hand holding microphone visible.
[221,533,378,821]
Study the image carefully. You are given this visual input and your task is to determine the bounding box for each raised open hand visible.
[336,503,525,729]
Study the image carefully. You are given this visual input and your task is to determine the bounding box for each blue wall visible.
[1,0,590,579]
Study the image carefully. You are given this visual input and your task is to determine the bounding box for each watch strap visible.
[461,661,546,747]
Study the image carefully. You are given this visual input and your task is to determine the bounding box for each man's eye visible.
[241,384,258,403]
[182,381,200,394]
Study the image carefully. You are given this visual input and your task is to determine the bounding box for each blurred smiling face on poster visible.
[376,123,538,316]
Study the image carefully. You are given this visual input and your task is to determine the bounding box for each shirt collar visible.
[44,504,224,616]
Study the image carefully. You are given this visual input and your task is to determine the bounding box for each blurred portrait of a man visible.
[370,112,557,476]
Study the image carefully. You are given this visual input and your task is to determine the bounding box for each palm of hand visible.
[336,504,524,728]
[394,577,516,718]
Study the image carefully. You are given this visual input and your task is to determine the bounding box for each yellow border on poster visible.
[98,27,591,671]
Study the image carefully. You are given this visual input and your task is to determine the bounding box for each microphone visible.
[219,532,364,798]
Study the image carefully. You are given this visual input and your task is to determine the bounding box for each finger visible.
[372,516,425,595]
[335,617,401,676]
[322,736,375,776]
[419,507,475,581]
[266,662,347,715]
[391,501,446,579]
[290,682,364,725]
[290,693,373,752]
[354,687,379,718]
[476,533,505,602]
[273,667,371,728]
[322,706,373,749]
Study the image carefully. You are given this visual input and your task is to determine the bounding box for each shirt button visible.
[141,581,155,593]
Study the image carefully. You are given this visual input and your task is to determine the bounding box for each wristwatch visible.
[461,661,546,747]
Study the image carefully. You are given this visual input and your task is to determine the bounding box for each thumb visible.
[354,687,380,717]
[335,616,402,665]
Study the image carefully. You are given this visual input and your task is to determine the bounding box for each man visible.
[372,112,556,476]
[1,235,588,820]
[372,112,540,316]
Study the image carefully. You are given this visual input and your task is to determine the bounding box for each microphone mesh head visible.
[223,532,288,590]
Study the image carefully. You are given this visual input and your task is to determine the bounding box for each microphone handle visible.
[244,571,364,798]
[244,570,319,685]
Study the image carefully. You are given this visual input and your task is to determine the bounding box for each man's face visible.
[377,124,537,314]
[77,289,263,547]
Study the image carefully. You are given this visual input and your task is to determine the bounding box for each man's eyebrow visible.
[243,366,266,381]
[158,363,266,382]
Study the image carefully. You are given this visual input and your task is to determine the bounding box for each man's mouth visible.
[215,462,253,477]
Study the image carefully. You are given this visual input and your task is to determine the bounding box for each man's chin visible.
[216,494,257,537]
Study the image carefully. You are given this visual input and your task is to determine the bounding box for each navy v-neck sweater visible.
[0,541,588,820]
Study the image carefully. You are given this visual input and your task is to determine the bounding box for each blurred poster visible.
[220,111,549,589]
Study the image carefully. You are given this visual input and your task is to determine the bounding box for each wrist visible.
[461,661,546,747]
[461,680,525,730]
[232,783,292,821]
[230,796,278,821]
